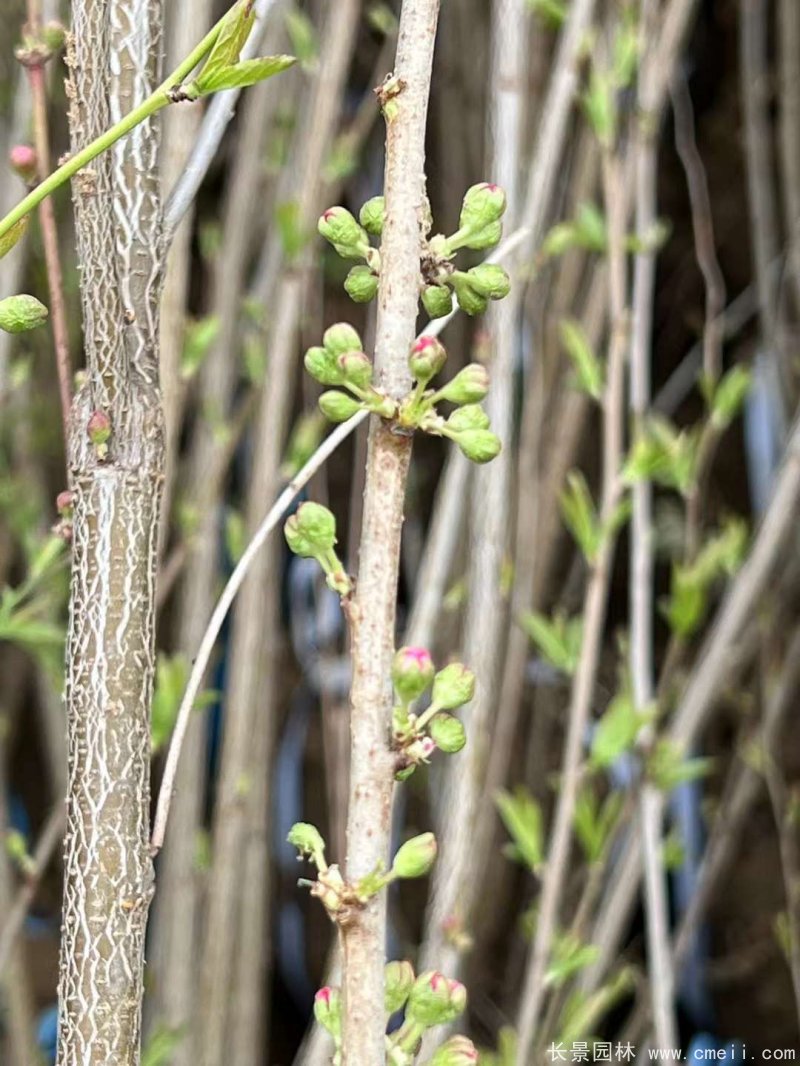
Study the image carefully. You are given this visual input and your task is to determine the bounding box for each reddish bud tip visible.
[9,145,37,181]
[56,490,74,515]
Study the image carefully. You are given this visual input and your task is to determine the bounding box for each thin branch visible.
[150,410,368,853]
[0,805,64,975]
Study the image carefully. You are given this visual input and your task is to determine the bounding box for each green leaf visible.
[199,0,256,83]
[181,315,219,381]
[623,416,699,495]
[546,933,600,988]
[519,609,582,675]
[590,692,643,769]
[705,364,752,429]
[196,54,297,95]
[495,787,544,874]
[225,508,247,564]
[612,12,639,89]
[582,70,616,147]
[560,472,602,563]
[525,0,567,26]
[142,1025,186,1066]
[647,739,713,792]
[574,202,608,252]
[574,787,623,863]
[0,217,28,259]
[560,319,604,400]
[151,653,190,754]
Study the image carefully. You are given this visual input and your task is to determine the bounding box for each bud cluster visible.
[287,822,437,923]
[319,184,511,320]
[399,337,501,465]
[318,202,382,302]
[422,183,511,319]
[313,964,477,1065]
[304,322,395,425]
[14,20,66,67]
[391,646,475,780]
[283,501,352,597]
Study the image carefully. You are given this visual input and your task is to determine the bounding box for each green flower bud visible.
[304,345,345,386]
[319,390,363,423]
[432,663,475,710]
[466,263,511,300]
[0,293,48,334]
[323,322,362,356]
[318,206,369,259]
[437,364,490,405]
[392,646,435,703]
[446,404,490,432]
[455,428,502,464]
[314,986,341,1038]
[284,501,336,556]
[429,713,466,754]
[459,182,507,232]
[409,335,447,385]
[385,960,415,1014]
[87,409,112,447]
[338,350,373,389]
[392,832,437,879]
[460,220,503,251]
[41,21,67,51]
[452,275,488,316]
[428,1035,480,1065]
[344,265,379,303]
[422,284,454,319]
[407,972,467,1028]
[287,821,327,869]
[359,195,385,236]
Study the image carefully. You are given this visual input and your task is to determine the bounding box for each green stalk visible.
[0,19,223,242]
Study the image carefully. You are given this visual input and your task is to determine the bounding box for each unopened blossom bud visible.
[452,276,488,316]
[287,821,327,869]
[466,263,511,300]
[409,335,447,386]
[284,501,336,557]
[422,284,453,319]
[392,646,435,703]
[344,265,379,303]
[323,322,362,357]
[313,986,341,1037]
[392,832,437,879]
[407,971,467,1028]
[318,206,369,259]
[446,404,490,433]
[319,390,362,423]
[0,293,48,334]
[385,960,415,1014]
[459,182,507,233]
[428,1035,479,1064]
[87,409,111,446]
[9,144,37,183]
[338,350,373,390]
[304,345,344,386]
[56,490,74,516]
[437,364,489,405]
[359,195,385,236]
[455,428,502,464]
[432,663,476,710]
[429,713,466,754]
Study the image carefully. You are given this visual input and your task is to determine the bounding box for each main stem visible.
[340,1,439,1062]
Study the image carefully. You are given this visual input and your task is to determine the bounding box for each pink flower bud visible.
[409,335,447,386]
[87,410,111,445]
[9,145,37,183]
[56,490,74,516]
[392,645,435,703]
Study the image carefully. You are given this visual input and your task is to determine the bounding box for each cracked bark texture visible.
[57,2,164,1063]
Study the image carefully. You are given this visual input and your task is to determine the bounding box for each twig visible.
[631,0,679,1046]
[150,410,368,853]
[764,754,800,1027]
[516,145,630,1066]
[0,805,64,975]
[671,70,726,384]
[778,0,800,317]
[339,3,440,1060]
[22,0,72,457]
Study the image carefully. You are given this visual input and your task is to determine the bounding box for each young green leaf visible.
[560,319,604,401]
[195,54,296,95]
[647,739,713,792]
[590,692,643,770]
[495,787,544,874]
[573,787,624,863]
[560,471,602,563]
[519,609,582,675]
